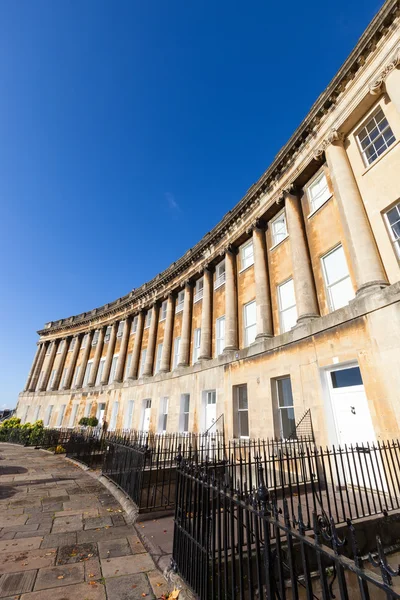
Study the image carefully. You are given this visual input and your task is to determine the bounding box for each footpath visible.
[0,443,172,600]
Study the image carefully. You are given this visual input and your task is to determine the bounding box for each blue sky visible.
[0,0,384,408]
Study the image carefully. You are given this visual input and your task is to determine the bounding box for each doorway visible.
[142,399,152,432]
[203,390,216,433]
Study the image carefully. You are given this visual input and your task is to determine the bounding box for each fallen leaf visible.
[156,582,163,587]
[57,575,64,580]
[89,581,97,586]
[89,573,95,578]
[170,589,180,598]
[141,594,147,597]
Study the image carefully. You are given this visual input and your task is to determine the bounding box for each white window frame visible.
[145,310,152,329]
[47,369,56,390]
[180,394,190,433]
[234,384,249,439]
[240,240,254,271]
[33,405,41,423]
[243,300,257,346]
[173,337,181,368]
[57,340,64,354]
[139,348,147,377]
[193,328,201,363]
[275,376,296,440]
[45,343,52,356]
[60,367,68,389]
[278,278,298,333]
[160,300,168,321]
[194,278,204,302]
[216,316,225,356]
[155,343,163,373]
[92,330,100,346]
[356,106,396,167]
[56,405,66,428]
[124,353,132,380]
[109,401,119,431]
[104,326,112,343]
[321,244,354,311]
[158,397,169,433]
[96,358,106,386]
[72,365,80,388]
[384,202,400,260]
[214,260,226,289]
[84,401,92,418]
[124,400,134,430]
[44,405,53,427]
[131,316,138,334]
[81,334,88,350]
[23,405,30,424]
[69,404,79,428]
[69,338,76,352]
[271,210,288,247]
[109,354,119,383]
[83,360,93,387]
[176,290,185,313]
[117,321,125,338]
[306,169,332,215]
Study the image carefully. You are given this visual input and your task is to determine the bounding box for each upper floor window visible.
[176,290,185,313]
[160,300,168,321]
[384,202,400,259]
[244,300,257,346]
[109,355,119,383]
[81,334,89,349]
[193,328,201,363]
[145,310,152,329]
[117,321,125,338]
[92,330,100,346]
[155,343,163,373]
[194,277,204,302]
[83,361,93,387]
[131,316,138,334]
[45,343,52,356]
[69,338,76,352]
[104,326,112,343]
[271,211,288,246]
[96,358,105,386]
[357,107,395,166]
[56,340,64,354]
[215,260,226,289]
[240,240,254,270]
[278,278,297,333]
[307,170,331,213]
[322,245,354,311]
[124,354,132,380]
[139,348,147,377]
[173,337,181,368]
[216,316,225,355]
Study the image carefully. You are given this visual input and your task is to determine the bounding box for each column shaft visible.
[160,295,175,372]
[224,249,238,351]
[199,268,213,359]
[101,323,118,385]
[128,312,145,380]
[31,343,48,392]
[25,344,42,391]
[64,335,82,390]
[143,305,159,376]
[285,191,319,323]
[52,338,71,390]
[115,316,132,382]
[88,327,106,386]
[178,283,193,366]
[76,330,94,388]
[253,226,273,338]
[41,340,59,391]
[325,138,388,295]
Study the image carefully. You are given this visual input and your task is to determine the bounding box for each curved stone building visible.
[17,0,400,446]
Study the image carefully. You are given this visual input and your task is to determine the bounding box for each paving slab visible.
[20,581,106,599]
[0,538,43,555]
[0,548,57,574]
[97,538,132,559]
[51,515,82,534]
[40,533,77,549]
[0,569,36,597]
[33,563,84,590]
[105,573,155,599]
[77,524,134,544]
[83,516,112,530]
[56,542,98,565]
[84,557,102,582]
[100,553,155,578]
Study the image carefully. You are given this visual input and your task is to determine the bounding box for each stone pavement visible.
[0,443,171,600]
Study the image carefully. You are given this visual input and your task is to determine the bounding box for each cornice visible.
[38,0,400,338]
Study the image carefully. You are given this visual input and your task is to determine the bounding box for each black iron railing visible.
[172,458,400,600]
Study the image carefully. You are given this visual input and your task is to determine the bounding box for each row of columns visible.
[24,57,400,394]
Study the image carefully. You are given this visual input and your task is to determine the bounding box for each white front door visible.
[142,400,151,432]
[205,391,216,433]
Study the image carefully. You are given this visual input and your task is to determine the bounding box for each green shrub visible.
[79,417,98,427]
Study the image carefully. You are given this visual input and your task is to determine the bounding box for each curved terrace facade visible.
[17,0,400,446]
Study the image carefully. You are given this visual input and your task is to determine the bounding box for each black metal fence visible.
[172,458,400,600]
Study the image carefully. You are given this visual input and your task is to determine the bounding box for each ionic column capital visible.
[313,129,345,161]
[369,46,400,95]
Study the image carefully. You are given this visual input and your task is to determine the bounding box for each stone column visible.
[101,323,118,385]
[324,132,388,295]
[284,189,320,323]
[52,337,71,390]
[88,326,106,387]
[369,46,400,114]
[40,340,59,391]
[76,330,94,388]
[178,282,193,366]
[143,304,159,377]
[198,267,213,359]
[63,334,82,390]
[224,248,238,351]
[128,312,145,380]
[30,342,48,392]
[160,294,175,372]
[252,225,273,338]
[25,344,42,391]
[114,316,132,382]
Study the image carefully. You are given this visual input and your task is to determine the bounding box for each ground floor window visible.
[233,385,249,438]
[57,405,66,428]
[44,405,53,427]
[180,394,190,433]
[159,397,169,433]
[109,402,119,431]
[69,404,78,428]
[33,405,41,423]
[276,377,295,439]
[124,400,134,430]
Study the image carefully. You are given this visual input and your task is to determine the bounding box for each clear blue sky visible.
[0,0,384,408]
